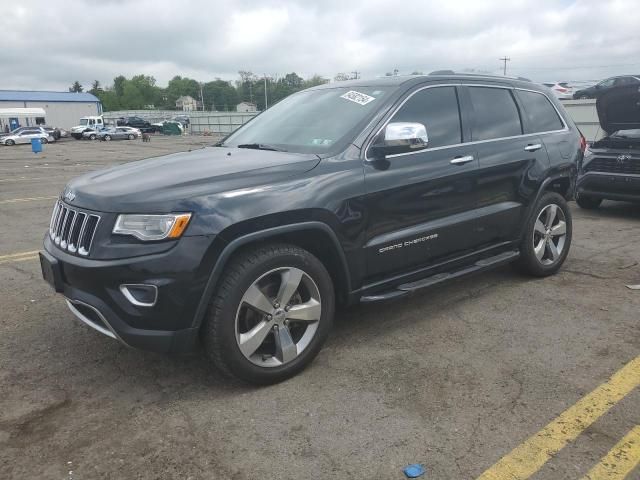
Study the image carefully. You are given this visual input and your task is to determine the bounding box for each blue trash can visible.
[31,138,42,153]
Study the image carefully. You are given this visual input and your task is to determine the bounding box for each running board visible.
[360,250,519,303]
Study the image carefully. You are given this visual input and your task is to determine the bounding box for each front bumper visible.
[41,234,218,353]
[576,171,640,202]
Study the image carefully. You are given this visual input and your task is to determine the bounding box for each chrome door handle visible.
[524,143,543,152]
[450,155,475,165]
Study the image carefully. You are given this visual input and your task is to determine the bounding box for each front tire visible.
[128,134,135,140]
[202,243,335,385]
[40,137,48,144]
[89,134,96,140]
[576,195,602,210]
[515,192,572,277]
[5,139,14,146]
[104,135,112,141]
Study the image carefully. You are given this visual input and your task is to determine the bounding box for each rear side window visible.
[468,87,522,140]
[516,90,564,133]
[390,86,462,148]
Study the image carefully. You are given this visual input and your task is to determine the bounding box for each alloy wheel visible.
[235,267,322,367]
[533,204,567,265]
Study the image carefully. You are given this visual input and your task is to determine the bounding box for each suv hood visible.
[596,85,640,135]
[64,146,320,212]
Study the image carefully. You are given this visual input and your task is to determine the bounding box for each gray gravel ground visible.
[0,137,638,479]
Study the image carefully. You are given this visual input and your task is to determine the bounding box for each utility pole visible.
[199,82,205,111]
[499,56,510,76]
[264,74,268,110]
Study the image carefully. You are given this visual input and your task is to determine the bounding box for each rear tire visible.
[89,134,96,140]
[576,195,602,210]
[40,137,48,144]
[104,135,112,141]
[515,192,572,277]
[202,243,335,385]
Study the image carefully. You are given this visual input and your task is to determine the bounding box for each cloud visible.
[0,0,638,90]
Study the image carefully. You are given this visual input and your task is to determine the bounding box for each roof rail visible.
[428,70,532,82]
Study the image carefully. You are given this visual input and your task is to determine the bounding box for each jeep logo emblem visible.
[63,189,76,202]
[616,154,631,164]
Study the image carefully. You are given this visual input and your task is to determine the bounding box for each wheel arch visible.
[191,221,351,329]
[518,174,574,242]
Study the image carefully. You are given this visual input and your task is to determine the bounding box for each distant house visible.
[236,101,257,113]
[175,95,198,111]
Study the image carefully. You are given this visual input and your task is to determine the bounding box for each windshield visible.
[223,86,392,154]
[79,118,89,126]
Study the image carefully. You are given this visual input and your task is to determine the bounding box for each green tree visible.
[303,75,329,88]
[68,81,83,92]
[113,75,126,97]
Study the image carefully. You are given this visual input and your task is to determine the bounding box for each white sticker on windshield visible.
[340,90,375,105]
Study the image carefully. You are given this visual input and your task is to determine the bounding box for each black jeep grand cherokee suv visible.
[40,75,582,384]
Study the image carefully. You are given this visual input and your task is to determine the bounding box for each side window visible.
[599,78,615,88]
[388,86,462,148]
[35,117,46,125]
[468,87,522,141]
[516,90,564,133]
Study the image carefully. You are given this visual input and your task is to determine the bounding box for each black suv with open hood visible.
[40,75,582,384]
[576,85,640,209]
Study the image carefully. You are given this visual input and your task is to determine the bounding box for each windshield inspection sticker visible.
[341,90,376,105]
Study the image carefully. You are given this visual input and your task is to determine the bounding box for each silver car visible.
[98,127,139,141]
[1,128,53,146]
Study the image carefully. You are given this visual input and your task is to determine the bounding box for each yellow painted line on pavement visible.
[0,176,64,183]
[0,250,40,264]
[580,425,640,480]
[477,355,640,480]
[0,195,56,205]
[0,254,38,264]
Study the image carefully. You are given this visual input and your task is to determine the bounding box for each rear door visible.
[463,85,550,246]
[363,84,481,279]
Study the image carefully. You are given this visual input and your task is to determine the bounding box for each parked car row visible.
[541,75,640,101]
[572,75,640,100]
[80,126,142,141]
[0,126,68,146]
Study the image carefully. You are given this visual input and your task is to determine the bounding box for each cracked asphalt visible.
[0,137,639,479]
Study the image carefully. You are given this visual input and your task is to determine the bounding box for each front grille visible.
[49,201,100,256]
[585,157,640,175]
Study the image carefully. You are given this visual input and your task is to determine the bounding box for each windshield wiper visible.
[236,143,287,152]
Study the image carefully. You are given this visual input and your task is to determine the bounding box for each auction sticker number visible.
[340,91,376,105]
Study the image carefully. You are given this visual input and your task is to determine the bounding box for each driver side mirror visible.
[369,122,429,159]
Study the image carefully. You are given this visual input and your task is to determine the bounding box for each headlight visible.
[113,213,191,241]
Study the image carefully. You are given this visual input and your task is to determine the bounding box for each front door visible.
[363,85,480,280]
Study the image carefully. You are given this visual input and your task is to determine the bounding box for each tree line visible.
[69,72,330,112]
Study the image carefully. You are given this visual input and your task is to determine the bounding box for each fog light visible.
[120,284,158,307]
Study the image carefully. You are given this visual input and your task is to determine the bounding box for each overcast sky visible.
[1,0,639,90]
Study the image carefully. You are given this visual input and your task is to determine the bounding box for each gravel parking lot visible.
[1,136,638,479]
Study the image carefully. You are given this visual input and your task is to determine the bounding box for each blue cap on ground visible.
[403,464,426,478]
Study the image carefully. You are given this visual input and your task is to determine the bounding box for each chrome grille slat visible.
[48,201,100,256]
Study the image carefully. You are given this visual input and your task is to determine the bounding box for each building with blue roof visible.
[0,90,102,130]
